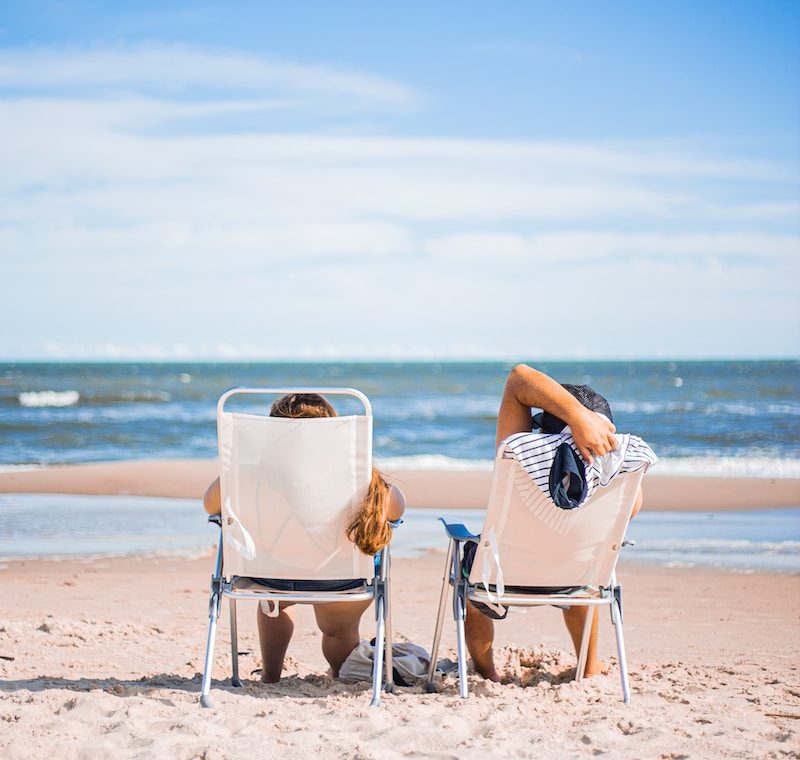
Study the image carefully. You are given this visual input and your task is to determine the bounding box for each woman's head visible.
[270,393,337,419]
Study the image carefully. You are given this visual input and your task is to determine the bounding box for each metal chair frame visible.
[425,524,633,704]
[199,387,394,708]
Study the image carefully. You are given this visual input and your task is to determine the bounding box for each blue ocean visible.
[2,360,799,471]
[1,361,798,569]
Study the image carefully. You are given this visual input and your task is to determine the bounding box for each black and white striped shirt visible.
[500,430,658,506]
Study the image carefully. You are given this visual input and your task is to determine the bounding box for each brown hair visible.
[270,392,337,419]
[345,468,392,556]
[270,392,392,555]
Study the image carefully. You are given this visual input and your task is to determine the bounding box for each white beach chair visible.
[200,387,394,708]
[425,449,649,704]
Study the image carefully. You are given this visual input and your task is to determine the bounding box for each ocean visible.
[1,361,798,569]
[2,360,799,473]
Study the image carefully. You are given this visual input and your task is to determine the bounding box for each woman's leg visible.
[257,601,296,683]
[313,599,372,676]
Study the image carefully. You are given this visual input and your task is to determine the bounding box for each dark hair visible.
[534,384,613,433]
[270,393,337,419]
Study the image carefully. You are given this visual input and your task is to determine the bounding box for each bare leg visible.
[562,607,606,677]
[257,601,296,683]
[313,599,372,677]
[464,601,501,681]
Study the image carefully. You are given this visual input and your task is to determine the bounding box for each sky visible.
[1,1,798,360]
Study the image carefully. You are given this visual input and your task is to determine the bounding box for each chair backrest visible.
[468,454,646,589]
[217,388,375,581]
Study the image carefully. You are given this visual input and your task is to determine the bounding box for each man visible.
[465,364,653,681]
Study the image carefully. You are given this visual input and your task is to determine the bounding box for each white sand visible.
[1,460,798,758]
[1,551,798,759]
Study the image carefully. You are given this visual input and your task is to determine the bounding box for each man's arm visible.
[496,364,617,463]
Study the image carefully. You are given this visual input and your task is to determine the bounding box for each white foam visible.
[375,454,494,471]
[655,457,800,478]
[18,390,80,408]
[375,454,800,478]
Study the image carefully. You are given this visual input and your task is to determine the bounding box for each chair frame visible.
[199,387,394,708]
[425,465,643,704]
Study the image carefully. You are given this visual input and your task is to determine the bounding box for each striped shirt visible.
[500,429,658,507]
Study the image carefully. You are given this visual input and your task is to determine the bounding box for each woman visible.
[203,392,405,683]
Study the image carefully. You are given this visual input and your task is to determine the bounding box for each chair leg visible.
[575,605,594,683]
[384,574,395,694]
[611,593,631,704]
[370,594,386,707]
[199,590,221,708]
[454,587,469,699]
[425,539,455,692]
[229,597,242,687]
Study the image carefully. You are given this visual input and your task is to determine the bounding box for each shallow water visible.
[1,495,797,572]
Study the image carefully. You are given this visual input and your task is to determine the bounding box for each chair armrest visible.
[208,514,222,527]
[438,518,479,543]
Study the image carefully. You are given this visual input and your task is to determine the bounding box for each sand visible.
[1,551,798,759]
[1,461,799,758]
[2,459,799,510]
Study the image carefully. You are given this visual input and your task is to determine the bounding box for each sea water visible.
[1,495,797,573]
[1,361,798,566]
[2,360,799,470]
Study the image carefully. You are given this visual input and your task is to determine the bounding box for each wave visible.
[18,390,80,408]
[11,389,175,408]
[612,400,800,416]
[655,457,800,477]
[375,454,494,471]
[374,454,800,477]
[635,538,800,554]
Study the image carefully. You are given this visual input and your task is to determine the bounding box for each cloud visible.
[424,231,800,266]
[0,44,798,359]
[0,45,422,111]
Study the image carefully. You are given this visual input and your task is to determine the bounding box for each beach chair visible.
[199,387,394,708]
[425,448,648,704]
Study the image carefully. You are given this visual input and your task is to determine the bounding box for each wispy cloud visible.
[1,44,798,359]
[0,45,422,111]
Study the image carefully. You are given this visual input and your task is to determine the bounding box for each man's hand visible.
[569,408,617,465]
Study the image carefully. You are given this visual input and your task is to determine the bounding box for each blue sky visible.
[1,1,798,360]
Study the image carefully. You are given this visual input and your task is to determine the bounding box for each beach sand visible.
[1,461,799,758]
[2,458,799,510]
[1,552,798,759]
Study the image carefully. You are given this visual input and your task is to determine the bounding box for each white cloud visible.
[424,231,800,265]
[0,45,421,110]
[1,44,798,359]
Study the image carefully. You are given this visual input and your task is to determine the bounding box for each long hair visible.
[345,468,392,556]
[270,392,391,555]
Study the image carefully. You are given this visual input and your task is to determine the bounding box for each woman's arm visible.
[203,477,221,515]
[387,484,406,522]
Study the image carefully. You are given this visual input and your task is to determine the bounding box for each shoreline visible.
[1,458,798,511]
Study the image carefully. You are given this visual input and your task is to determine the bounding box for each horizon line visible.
[1,355,797,364]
